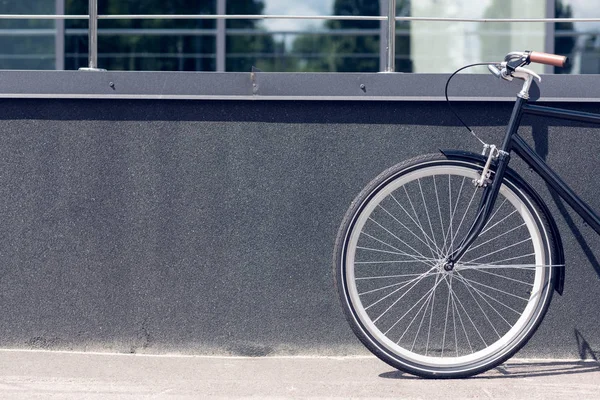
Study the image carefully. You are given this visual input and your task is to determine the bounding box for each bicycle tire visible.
[334,153,557,378]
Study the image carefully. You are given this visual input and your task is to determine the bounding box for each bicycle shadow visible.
[379,360,600,380]
[379,329,599,380]
[529,119,600,279]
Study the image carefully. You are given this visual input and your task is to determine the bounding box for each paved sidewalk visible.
[0,350,599,399]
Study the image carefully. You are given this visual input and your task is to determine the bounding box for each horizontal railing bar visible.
[0,29,58,36]
[18,51,600,61]
[68,28,383,36]
[0,28,384,37]
[0,14,383,21]
[0,28,562,36]
[3,15,600,23]
[0,54,56,59]
[0,15,89,19]
[1,28,592,38]
[61,52,384,59]
[68,28,217,35]
[395,17,600,23]
[34,52,598,61]
[0,27,594,35]
[97,14,386,21]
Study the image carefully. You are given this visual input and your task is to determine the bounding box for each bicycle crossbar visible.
[523,103,600,125]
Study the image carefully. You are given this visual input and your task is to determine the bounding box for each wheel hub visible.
[443,260,454,272]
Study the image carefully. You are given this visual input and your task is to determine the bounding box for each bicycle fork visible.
[444,96,527,270]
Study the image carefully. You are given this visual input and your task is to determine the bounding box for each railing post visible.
[385,0,396,72]
[79,0,104,71]
[379,0,386,71]
[55,0,65,70]
[216,0,226,72]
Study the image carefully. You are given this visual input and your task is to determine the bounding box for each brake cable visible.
[444,62,501,146]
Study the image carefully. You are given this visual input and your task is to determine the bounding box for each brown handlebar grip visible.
[529,51,568,67]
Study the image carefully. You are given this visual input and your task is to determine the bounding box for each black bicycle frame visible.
[449,97,600,264]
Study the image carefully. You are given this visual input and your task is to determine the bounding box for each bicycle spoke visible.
[454,273,530,302]
[449,186,479,252]
[367,217,437,265]
[466,267,534,286]
[417,178,440,259]
[465,238,532,264]
[410,275,439,353]
[359,274,431,296]
[375,203,443,258]
[450,281,488,348]
[445,176,467,252]
[433,176,447,254]
[401,185,442,259]
[366,267,437,313]
[456,262,561,271]
[451,272,523,316]
[480,209,518,237]
[446,175,454,255]
[356,242,437,266]
[449,285,474,354]
[458,274,502,339]
[480,198,508,234]
[464,223,527,255]
[441,274,453,357]
[356,272,429,279]
[403,186,427,236]
[425,272,439,355]
[355,260,435,265]
[389,192,443,257]
[452,273,514,329]
[452,277,459,357]
[469,253,537,265]
[359,230,437,262]
[383,274,446,335]
[395,279,441,341]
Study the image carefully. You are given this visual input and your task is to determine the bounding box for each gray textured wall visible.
[0,98,598,359]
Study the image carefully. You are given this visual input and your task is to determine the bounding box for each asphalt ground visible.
[0,350,599,399]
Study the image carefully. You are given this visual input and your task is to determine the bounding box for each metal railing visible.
[2,0,600,72]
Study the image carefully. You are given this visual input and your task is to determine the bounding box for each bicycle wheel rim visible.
[340,160,552,374]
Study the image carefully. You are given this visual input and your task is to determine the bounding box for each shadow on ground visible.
[380,360,600,380]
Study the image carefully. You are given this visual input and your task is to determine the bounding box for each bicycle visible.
[332,51,596,378]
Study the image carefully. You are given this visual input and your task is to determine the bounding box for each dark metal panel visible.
[1,70,600,102]
[0,70,253,98]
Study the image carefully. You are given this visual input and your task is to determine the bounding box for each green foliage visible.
[224,1,279,72]
[65,0,275,71]
[291,0,411,73]
[66,0,218,70]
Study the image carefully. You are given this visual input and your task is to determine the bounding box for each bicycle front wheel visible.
[334,153,556,378]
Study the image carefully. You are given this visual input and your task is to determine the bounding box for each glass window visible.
[65,0,217,71]
[410,0,547,73]
[0,1,57,70]
[555,0,600,74]
[3,0,600,74]
[248,0,384,73]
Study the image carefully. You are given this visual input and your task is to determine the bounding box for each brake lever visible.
[487,64,502,78]
[488,62,513,81]
[514,67,542,82]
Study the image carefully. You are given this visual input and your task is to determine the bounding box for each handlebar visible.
[488,50,569,83]
[529,51,568,68]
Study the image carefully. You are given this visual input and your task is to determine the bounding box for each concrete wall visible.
[0,89,598,359]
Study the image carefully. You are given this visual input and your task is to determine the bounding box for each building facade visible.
[0,0,598,73]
